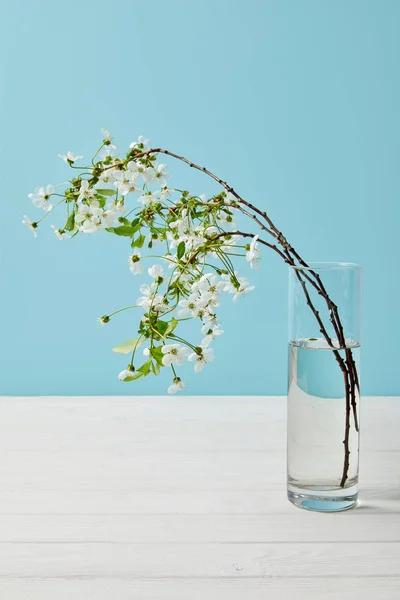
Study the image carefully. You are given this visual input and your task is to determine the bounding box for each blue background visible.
[0,0,398,395]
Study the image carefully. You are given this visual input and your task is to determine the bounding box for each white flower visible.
[178,294,199,317]
[178,293,209,317]
[202,312,219,327]
[118,365,136,381]
[136,284,153,308]
[107,199,125,215]
[246,235,260,269]
[97,315,110,326]
[153,164,170,188]
[147,232,164,246]
[232,281,255,302]
[22,215,38,237]
[161,344,190,367]
[128,160,152,183]
[152,295,168,315]
[77,180,96,203]
[101,128,117,149]
[102,209,117,227]
[29,185,55,211]
[75,204,91,223]
[136,286,165,312]
[113,163,141,196]
[200,324,224,347]
[51,225,69,240]
[188,347,215,372]
[192,274,225,298]
[223,272,255,302]
[168,378,185,394]
[142,166,156,185]
[171,226,207,253]
[80,219,101,234]
[138,135,150,147]
[58,151,83,164]
[98,145,115,160]
[217,210,236,229]
[130,135,150,149]
[148,264,164,279]
[185,226,207,250]
[75,201,103,234]
[169,215,190,237]
[128,249,144,275]
[99,166,118,184]
[158,187,175,201]
[199,291,220,309]
[138,192,155,206]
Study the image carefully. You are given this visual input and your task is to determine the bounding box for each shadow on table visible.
[356,488,400,512]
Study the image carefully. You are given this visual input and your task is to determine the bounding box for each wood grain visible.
[0,396,399,598]
[0,578,399,600]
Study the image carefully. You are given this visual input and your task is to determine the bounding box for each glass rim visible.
[289,261,362,271]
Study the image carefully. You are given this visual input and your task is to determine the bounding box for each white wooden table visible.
[0,396,399,599]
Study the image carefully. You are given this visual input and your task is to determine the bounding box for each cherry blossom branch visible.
[28,136,359,488]
[135,146,360,487]
[205,231,290,262]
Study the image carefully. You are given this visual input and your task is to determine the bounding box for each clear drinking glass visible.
[287,263,362,512]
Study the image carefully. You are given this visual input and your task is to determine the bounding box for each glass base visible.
[287,484,358,512]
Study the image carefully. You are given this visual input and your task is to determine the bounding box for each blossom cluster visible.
[25,130,261,393]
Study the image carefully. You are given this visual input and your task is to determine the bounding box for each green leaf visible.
[131,217,141,228]
[151,361,160,375]
[64,212,75,232]
[177,241,186,259]
[154,320,169,337]
[150,346,165,366]
[95,195,107,208]
[131,233,146,248]
[137,360,152,376]
[96,188,116,196]
[165,317,178,337]
[106,226,136,237]
[123,371,144,382]
[116,217,131,227]
[112,338,144,354]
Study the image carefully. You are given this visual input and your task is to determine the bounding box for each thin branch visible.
[102,145,360,487]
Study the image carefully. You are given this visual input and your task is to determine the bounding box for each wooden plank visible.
[0,396,284,453]
[0,449,398,491]
[0,577,399,600]
[0,542,399,578]
[0,396,399,597]
[0,513,399,543]
[0,487,399,515]
[1,397,398,453]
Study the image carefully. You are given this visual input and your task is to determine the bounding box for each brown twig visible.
[110,146,360,487]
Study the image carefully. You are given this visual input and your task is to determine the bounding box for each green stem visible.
[92,142,106,165]
[109,305,139,317]
[130,335,143,366]
[36,199,65,224]
[168,334,197,352]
